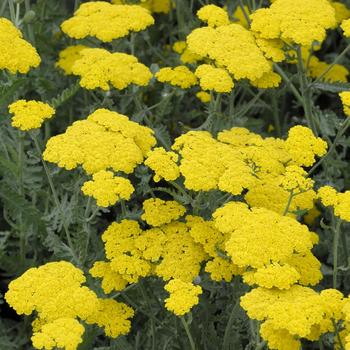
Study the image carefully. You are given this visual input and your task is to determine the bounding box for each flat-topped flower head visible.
[141,198,186,226]
[156,66,197,89]
[197,5,230,27]
[0,17,40,73]
[81,170,134,207]
[9,100,55,131]
[31,318,84,350]
[56,45,88,75]
[318,185,350,222]
[61,2,154,42]
[144,147,180,182]
[250,0,336,46]
[285,125,327,167]
[195,64,234,93]
[241,286,345,344]
[5,261,134,348]
[164,279,202,316]
[43,108,156,175]
[71,48,152,91]
[186,23,272,82]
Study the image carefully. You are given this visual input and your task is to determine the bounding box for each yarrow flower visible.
[196,5,230,27]
[144,147,180,182]
[250,0,336,46]
[164,279,202,316]
[31,318,84,350]
[318,185,350,222]
[195,64,234,93]
[172,41,200,64]
[240,286,345,348]
[44,108,156,175]
[9,100,55,131]
[141,198,186,226]
[5,261,134,349]
[339,91,350,117]
[0,17,41,73]
[61,2,154,42]
[71,48,152,91]
[186,23,272,82]
[285,125,328,167]
[214,203,321,288]
[56,45,88,75]
[196,91,211,103]
[81,170,134,207]
[155,66,197,89]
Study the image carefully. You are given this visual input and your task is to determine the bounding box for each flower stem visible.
[312,43,350,85]
[31,133,79,264]
[333,218,342,288]
[296,46,317,134]
[181,316,196,350]
[308,118,350,176]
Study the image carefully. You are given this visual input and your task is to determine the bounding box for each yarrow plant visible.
[2,1,350,350]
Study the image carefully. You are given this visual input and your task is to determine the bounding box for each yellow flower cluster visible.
[308,55,349,83]
[56,45,88,75]
[196,5,230,28]
[141,198,186,226]
[285,125,327,167]
[155,66,197,89]
[341,18,350,37]
[172,41,200,64]
[0,17,41,74]
[164,279,202,316]
[196,91,211,103]
[195,64,234,93]
[170,126,325,216]
[44,108,155,174]
[81,170,134,207]
[241,286,345,349]
[92,216,223,314]
[61,2,154,42]
[5,261,134,350]
[250,0,336,46]
[318,185,350,222]
[214,203,321,289]
[71,48,152,90]
[144,147,180,182]
[9,100,55,131]
[339,91,350,116]
[31,318,84,350]
[187,23,272,83]
[112,0,172,14]
[331,1,350,27]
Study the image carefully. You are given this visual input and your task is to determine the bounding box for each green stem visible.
[238,0,251,25]
[308,118,350,176]
[18,132,25,263]
[296,46,317,134]
[24,0,35,44]
[333,218,342,288]
[273,63,303,105]
[312,43,350,85]
[180,316,196,350]
[270,92,281,137]
[283,190,294,216]
[223,300,240,349]
[139,281,156,350]
[31,133,79,264]
[7,0,16,25]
